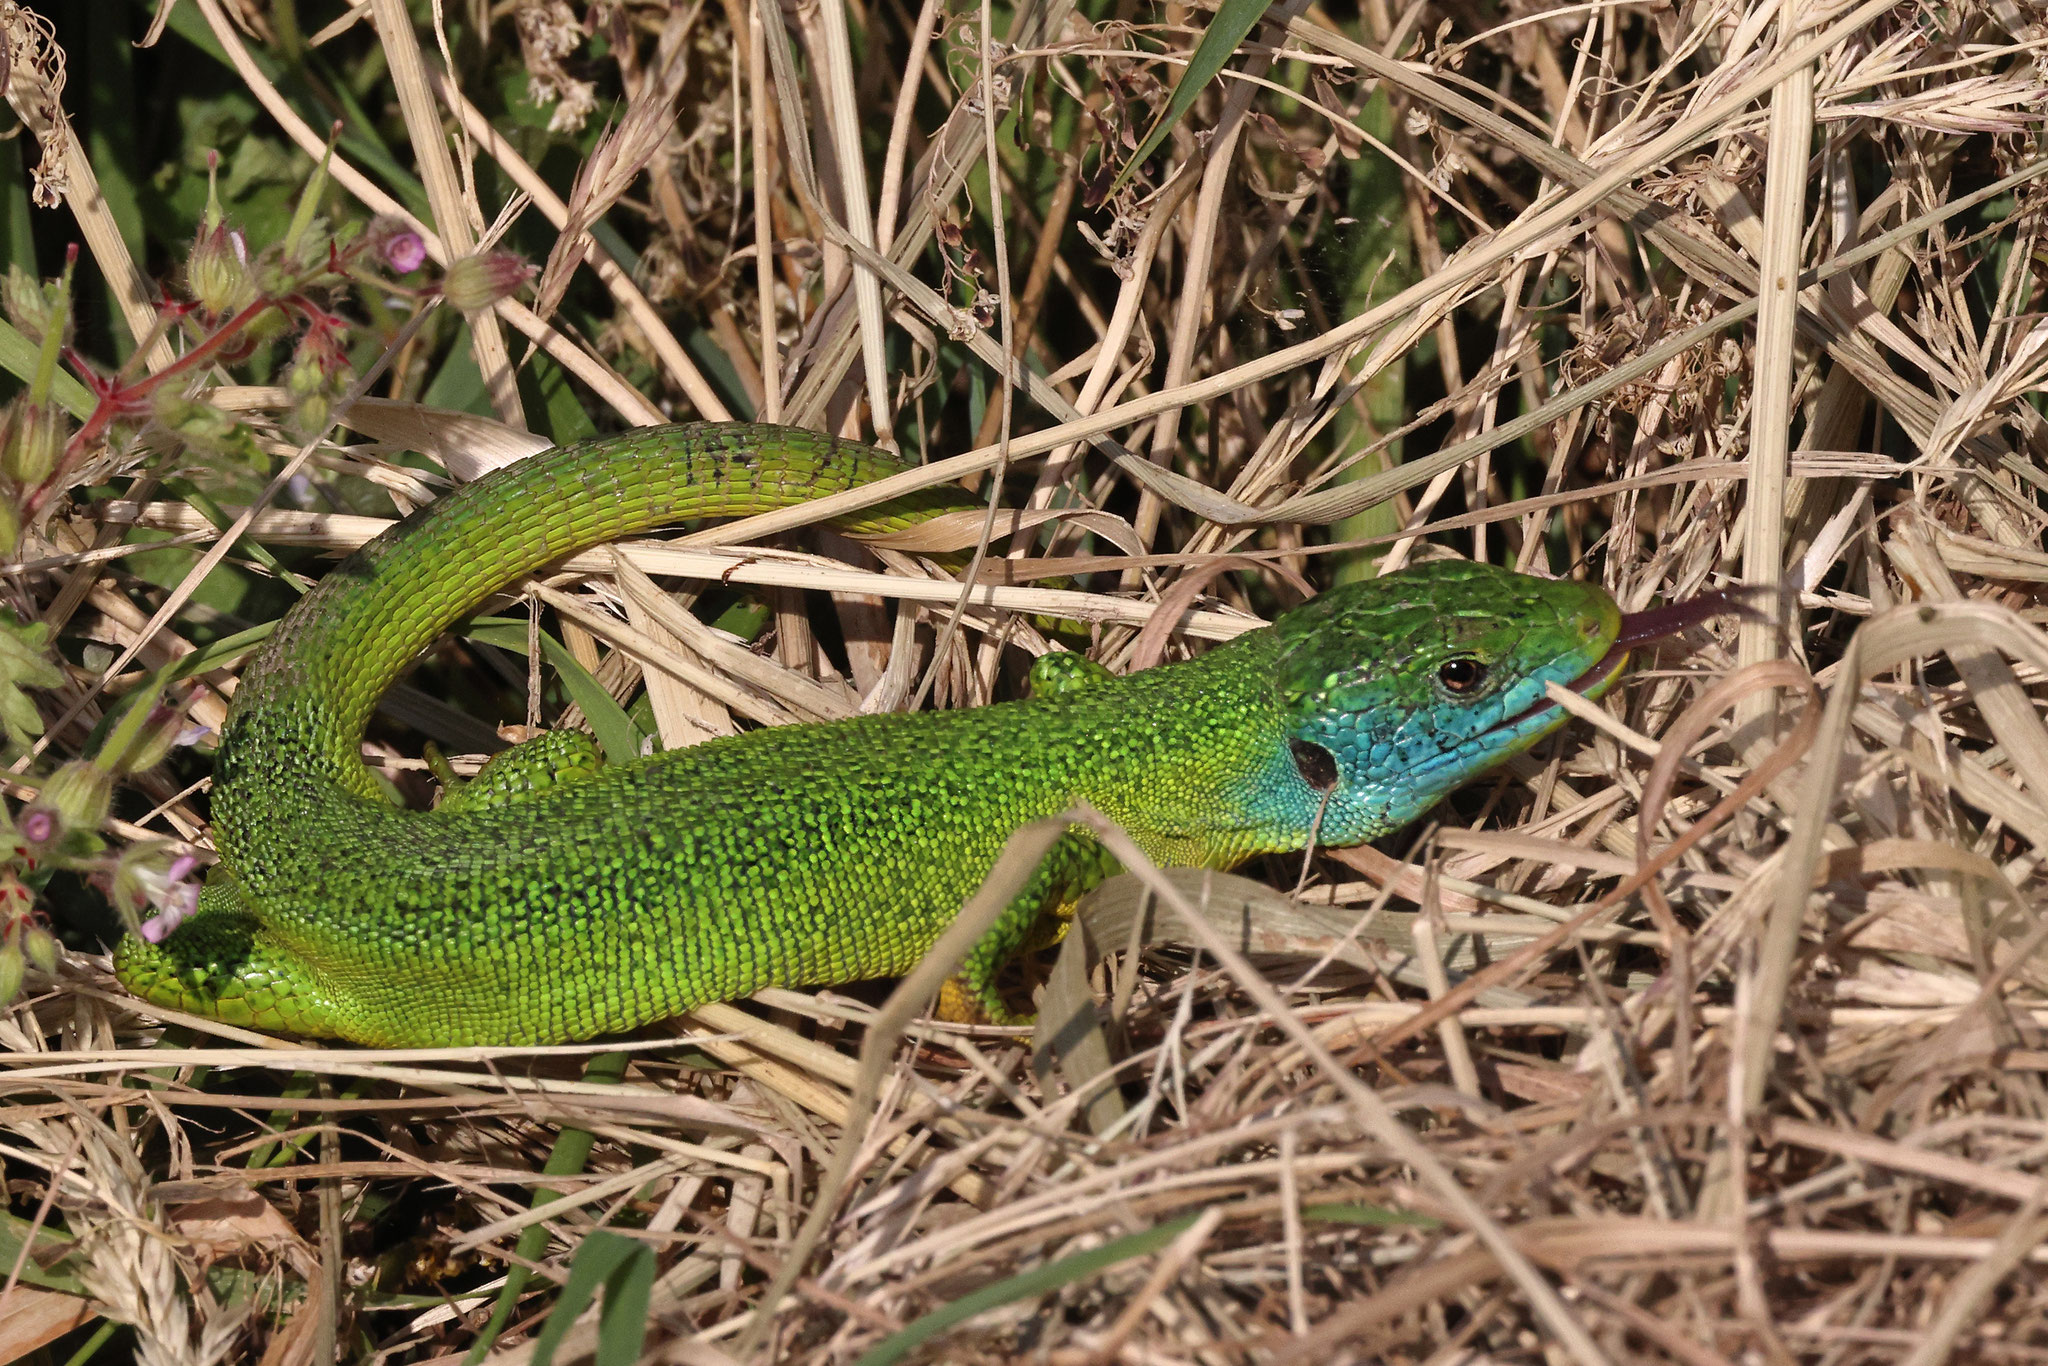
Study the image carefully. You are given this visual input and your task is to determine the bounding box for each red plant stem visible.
[31,296,292,517]
[30,236,387,518]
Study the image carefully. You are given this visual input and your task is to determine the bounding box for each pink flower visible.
[384,231,427,274]
[138,854,203,943]
[368,217,429,274]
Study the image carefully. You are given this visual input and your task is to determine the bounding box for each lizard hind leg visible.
[434,730,606,814]
[113,877,352,1040]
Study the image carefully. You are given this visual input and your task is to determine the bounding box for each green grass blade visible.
[465,618,648,764]
[1303,1202,1438,1229]
[595,1235,655,1365]
[851,1203,1433,1364]
[0,317,97,420]
[852,1213,1202,1366]
[460,1051,630,1365]
[528,1230,654,1366]
[1108,0,1277,197]
[0,1208,85,1295]
[1328,88,1413,582]
[56,1317,119,1366]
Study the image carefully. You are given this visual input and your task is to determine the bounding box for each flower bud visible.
[186,221,258,320]
[369,217,427,274]
[191,146,247,313]
[285,355,332,436]
[294,391,331,438]
[16,808,53,848]
[22,924,55,975]
[286,351,328,399]
[285,327,350,437]
[0,937,21,1006]
[440,251,534,312]
[1,396,66,486]
[120,704,184,776]
[30,759,112,839]
[2,268,46,338]
[1,265,68,346]
[101,697,188,777]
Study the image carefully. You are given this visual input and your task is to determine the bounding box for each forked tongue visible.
[1568,586,1766,696]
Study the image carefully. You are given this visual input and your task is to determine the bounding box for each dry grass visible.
[7,0,2048,1362]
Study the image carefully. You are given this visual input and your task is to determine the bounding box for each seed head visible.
[440,251,534,312]
[0,396,66,486]
[186,220,258,320]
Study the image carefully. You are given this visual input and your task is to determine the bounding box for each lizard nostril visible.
[1289,740,1338,792]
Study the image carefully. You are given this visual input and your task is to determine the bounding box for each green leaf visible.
[526,351,598,447]
[0,1208,85,1296]
[464,618,646,764]
[530,1230,655,1366]
[158,622,276,684]
[1303,1202,1438,1229]
[853,1213,1203,1366]
[0,610,65,749]
[1108,0,1279,198]
[541,636,646,763]
[422,324,492,418]
[594,1237,655,1365]
[0,316,95,420]
[164,1,432,222]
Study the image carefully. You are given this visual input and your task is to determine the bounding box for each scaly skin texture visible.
[113,422,1626,1046]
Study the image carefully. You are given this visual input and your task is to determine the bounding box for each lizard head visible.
[1266,559,1728,847]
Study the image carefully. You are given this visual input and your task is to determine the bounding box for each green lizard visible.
[113,422,1715,1046]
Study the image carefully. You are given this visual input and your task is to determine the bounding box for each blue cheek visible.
[1314,763,1452,845]
[1301,723,1426,843]
[1352,705,1463,784]
[1310,679,1563,841]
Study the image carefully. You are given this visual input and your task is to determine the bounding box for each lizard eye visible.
[1289,739,1338,792]
[1437,657,1488,695]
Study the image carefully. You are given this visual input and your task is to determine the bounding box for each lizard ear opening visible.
[1289,739,1338,793]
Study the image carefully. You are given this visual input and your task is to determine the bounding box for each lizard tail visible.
[209,422,957,857]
